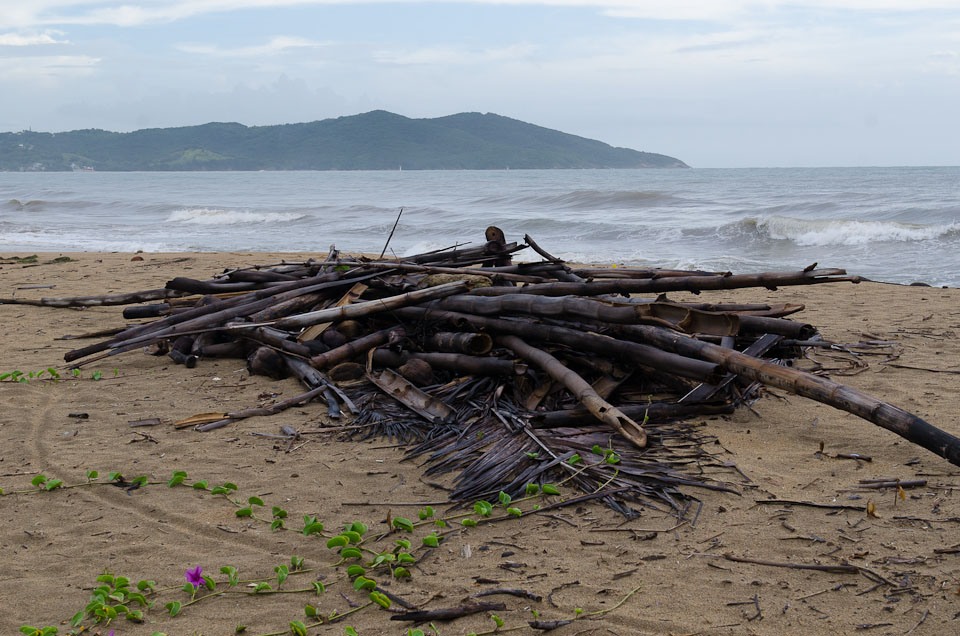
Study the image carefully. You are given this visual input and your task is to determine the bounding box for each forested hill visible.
[0,111,688,171]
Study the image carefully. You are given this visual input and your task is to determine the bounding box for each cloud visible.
[0,55,100,80]
[0,30,68,46]
[373,43,537,66]
[9,1,960,29]
[175,35,329,57]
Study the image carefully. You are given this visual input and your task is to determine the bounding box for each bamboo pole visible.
[394,306,724,384]
[618,324,960,466]
[467,269,860,297]
[496,335,647,448]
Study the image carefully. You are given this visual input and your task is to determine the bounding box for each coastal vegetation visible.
[0,111,687,171]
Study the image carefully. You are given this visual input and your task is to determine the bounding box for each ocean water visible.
[1,167,958,286]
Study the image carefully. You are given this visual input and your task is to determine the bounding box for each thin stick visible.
[379,207,403,260]
[724,553,860,574]
[753,499,866,512]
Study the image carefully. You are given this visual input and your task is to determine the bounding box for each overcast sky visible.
[1,1,958,167]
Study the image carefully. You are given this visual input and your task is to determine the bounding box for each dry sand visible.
[1,251,959,636]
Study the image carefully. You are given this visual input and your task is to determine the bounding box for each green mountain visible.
[0,111,688,171]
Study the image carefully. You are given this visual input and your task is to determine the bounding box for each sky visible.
[1,1,959,168]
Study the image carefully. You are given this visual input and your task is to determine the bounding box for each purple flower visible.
[185,565,204,588]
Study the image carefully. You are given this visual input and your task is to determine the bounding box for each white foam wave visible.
[0,230,178,252]
[755,215,960,246]
[166,208,307,225]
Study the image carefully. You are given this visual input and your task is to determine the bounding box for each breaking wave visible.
[742,215,960,246]
[166,208,307,225]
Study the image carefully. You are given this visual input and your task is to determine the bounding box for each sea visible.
[1,167,958,287]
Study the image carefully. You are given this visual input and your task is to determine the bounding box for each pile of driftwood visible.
[8,229,960,517]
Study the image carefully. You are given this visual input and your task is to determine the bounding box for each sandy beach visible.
[2,251,959,636]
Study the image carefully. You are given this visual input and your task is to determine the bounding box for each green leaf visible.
[567,453,581,465]
[126,609,144,622]
[167,474,185,488]
[525,483,540,495]
[421,534,440,547]
[604,453,620,464]
[31,474,47,487]
[417,506,435,520]
[326,535,348,548]
[394,539,411,550]
[96,573,114,585]
[507,507,522,517]
[275,565,289,587]
[434,519,446,528]
[353,576,376,591]
[92,371,103,381]
[291,555,304,570]
[221,566,239,586]
[462,518,478,527]
[165,601,181,617]
[303,516,324,536]
[345,628,358,636]
[248,496,265,506]
[349,521,368,535]
[491,614,505,628]
[131,475,148,487]
[127,592,147,606]
[524,451,539,459]
[312,581,325,595]
[44,479,63,491]
[305,604,318,617]
[70,611,84,627]
[86,470,99,480]
[211,486,229,495]
[498,491,512,506]
[343,530,362,544]
[369,590,391,609]
[474,500,493,517]
[394,567,411,579]
[191,480,208,490]
[392,517,414,532]
[397,552,415,563]
[253,582,271,593]
[542,483,560,496]
[290,620,308,636]
[272,506,288,519]
[203,575,216,591]
[137,579,156,592]
[20,627,39,635]
[591,445,605,455]
[236,507,253,518]
[303,521,324,536]
[224,482,239,491]
[340,547,363,560]
[270,519,285,531]
[346,565,366,579]
[108,472,123,481]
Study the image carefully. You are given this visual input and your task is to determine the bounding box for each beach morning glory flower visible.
[185,565,204,588]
